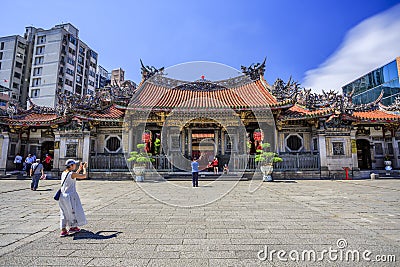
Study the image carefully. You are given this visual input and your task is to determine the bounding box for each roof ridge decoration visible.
[296,89,381,114]
[271,76,301,102]
[240,58,266,80]
[379,96,400,112]
[140,59,165,81]
[148,73,255,89]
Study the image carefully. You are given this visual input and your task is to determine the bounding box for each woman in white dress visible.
[59,159,88,237]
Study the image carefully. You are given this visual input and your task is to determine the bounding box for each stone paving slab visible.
[0,179,399,266]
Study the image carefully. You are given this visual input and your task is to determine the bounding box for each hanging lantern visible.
[142,131,151,143]
[253,129,264,141]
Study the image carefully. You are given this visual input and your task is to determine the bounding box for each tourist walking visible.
[14,153,23,171]
[30,159,44,191]
[24,154,34,176]
[191,157,199,187]
[59,159,88,237]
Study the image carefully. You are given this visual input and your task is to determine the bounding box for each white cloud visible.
[302,4,400,93]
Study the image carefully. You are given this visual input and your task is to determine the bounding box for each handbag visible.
[54,172,71,201]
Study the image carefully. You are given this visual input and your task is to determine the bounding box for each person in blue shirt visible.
[191,157,199,187]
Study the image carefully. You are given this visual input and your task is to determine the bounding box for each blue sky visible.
[1,0,399,92]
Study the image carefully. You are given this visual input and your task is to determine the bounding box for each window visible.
[16,52,24,59]
[105,136,121,152]
[66,144,77,157]
[0,42,4,50]
[17,41,25,49]
[14,72,21,79]
[67,57,75,65]
[69,35,77,45]
[31,89,40,98]
[0,62,2,70]
[15,62,22,68]
[332,142,345,155]
[387,143,393,155]
[65,79,73,86]
[0,52,3,60]
[313,138,318,151]
[76,75,82,84]
[37,35,46,44]
[78,55,84,65]
[34,56,44,65]
[68,47,75,54]
[32,78,41,86]
[12,82,19,89]
[79,46,85,55]
[33,67,42,76]
[374,143,383,155]
[90,50,97,60]
[36,46,44,55]
[66,68,74,76]
[285,134,303,152]
[77,65,83,74]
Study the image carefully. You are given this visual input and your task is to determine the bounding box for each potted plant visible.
[384,154,392,175]
[255,142,283,182]
[128,143,154,182]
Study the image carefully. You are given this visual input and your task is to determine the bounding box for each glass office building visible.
[342,57,400,106]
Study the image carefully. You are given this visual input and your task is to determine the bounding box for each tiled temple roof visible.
[128,78,293,111]
[352,110,400,122]
[73,105,125,121]
[280,105,336,120]
[2,113,67,126]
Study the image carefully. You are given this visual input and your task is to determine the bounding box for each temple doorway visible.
[41,141,54,170]
[356,139,371,169]
[192,131,215,168]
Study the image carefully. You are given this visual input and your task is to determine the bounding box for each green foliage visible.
[255,142,282,164]
[128,144,154,165]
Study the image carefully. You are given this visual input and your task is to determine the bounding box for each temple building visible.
[0,60,399,179]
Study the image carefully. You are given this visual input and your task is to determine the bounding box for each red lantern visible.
[253,129,264,141]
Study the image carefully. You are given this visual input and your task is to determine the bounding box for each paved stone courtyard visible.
[0,178,399,266]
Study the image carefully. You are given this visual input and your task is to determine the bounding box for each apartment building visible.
[0,35,27,108]
[111,68,125,85]
[96,65,110,88]
[28,23,98,107]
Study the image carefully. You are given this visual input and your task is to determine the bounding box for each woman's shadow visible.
[73,230,122,240]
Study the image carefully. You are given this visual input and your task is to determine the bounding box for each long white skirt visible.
[59,191,87,228]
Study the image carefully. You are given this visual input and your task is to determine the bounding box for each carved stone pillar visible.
[53,131,60,172]
[0,132,10,174]
[350,130,359,170]
[392,136,399,169]
[318,133,328,176]
[82,131,90,166]
[221,129,226,155]
[188,128,192,157]
[214,129,218,156]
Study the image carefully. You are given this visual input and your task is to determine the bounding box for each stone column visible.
[0,132,10,174]
[53,131,61,172]
[82,131,90,165]
[350,130,359,170]
[214,129,219,156]
[318,133,328,177]
[221,129,226,155]
[188,128,192,157]
[392,136,399,168]
[181,129,186,156]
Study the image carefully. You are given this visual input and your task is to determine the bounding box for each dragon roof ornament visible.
[240,58,266,80]
[140,59,165,81]
[271,76,300,102]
